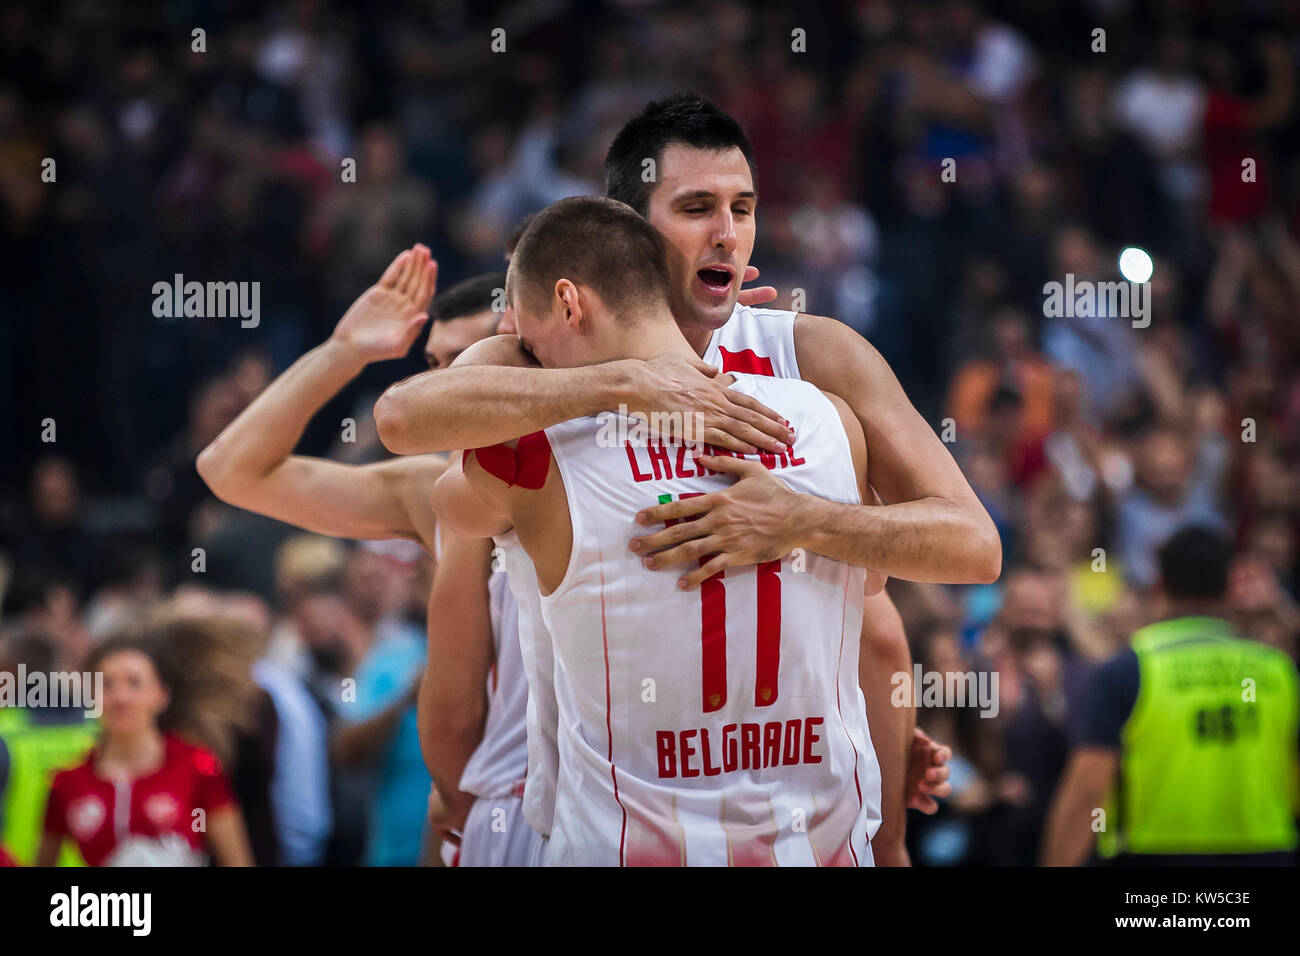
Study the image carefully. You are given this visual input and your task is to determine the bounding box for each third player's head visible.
[424,272,510,369]
[506,196,682,369]
[604,93,758,346]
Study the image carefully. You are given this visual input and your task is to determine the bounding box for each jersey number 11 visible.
[659,492,782,714]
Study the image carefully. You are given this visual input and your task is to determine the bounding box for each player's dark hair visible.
[431,272,507,323]
[506,213,536,258]
[507,196,670,321]
[1158,526,1231,601]
[604,93,758,217]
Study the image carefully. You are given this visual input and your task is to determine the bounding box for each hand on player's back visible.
[635,353,793,455]
[332,244,438,363]
[630,455,801,588]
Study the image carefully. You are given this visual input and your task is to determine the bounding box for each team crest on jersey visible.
[68,795,106,839]
[144,792,179,828]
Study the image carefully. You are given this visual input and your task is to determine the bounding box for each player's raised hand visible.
[331,244,439,363]
[633,353,793,454]
[736,264,778,308]
[906,727,953,813]
[630,454,801,585]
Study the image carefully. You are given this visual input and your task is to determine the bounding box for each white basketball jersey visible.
[506,302,804,845]
[702,305,800,379]
[538,372,880,866]
[494,531,561,837]
[457,563,529,799]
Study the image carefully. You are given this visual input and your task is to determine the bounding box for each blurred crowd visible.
[2,0,1300,865]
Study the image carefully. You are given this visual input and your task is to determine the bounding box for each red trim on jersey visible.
[598,564,628,866]
[718,347,775,377]
[468,431,551,489]
[700,574,727,712]
[754,560,782,706]
[832,576,863,867]
[513,432,552,488]
[673,492,728,713]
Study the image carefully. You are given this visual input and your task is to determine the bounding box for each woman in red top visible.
[37,629,254,866]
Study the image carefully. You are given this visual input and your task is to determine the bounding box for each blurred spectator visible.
[1115,426,1228,590]
[948,306,1055,459]
[9,457,103,597]
[312,122,436,310]
[37,619,258,866]
[329,544,429,867]
[906,620,1003,866]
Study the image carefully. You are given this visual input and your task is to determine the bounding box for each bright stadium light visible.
[1119,246,1153,284]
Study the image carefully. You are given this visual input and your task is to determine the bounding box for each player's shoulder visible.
[792,312,886,356]
[450,334,540,370]
[731,303,797,322]
[381,451,450,479]
[732,372,858,439]
[792,311,868,344]
[792,312,894,388]
[730,369,836,411]
[725,303,797,342]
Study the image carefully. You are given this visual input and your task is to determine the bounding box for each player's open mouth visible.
[696,266,734,297]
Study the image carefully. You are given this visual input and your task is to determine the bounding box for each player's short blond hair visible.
[506,196,671,323]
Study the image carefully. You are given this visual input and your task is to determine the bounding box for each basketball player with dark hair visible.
[377,94,984,862]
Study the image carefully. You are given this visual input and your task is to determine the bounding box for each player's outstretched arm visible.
[374,344,794,457]
[792,314,1001,582]
[197,245,442,545]
[430,451,515,540]
[416,528,495,833]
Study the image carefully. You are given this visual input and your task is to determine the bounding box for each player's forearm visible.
[375,361,635,454]
[198,337,367,498]
[795,494,1001,584]
[416,671,487,798]
[859,595,914,865]
[417,533,495,795]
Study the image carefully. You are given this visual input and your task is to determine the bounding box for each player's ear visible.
[555,279,582,330]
